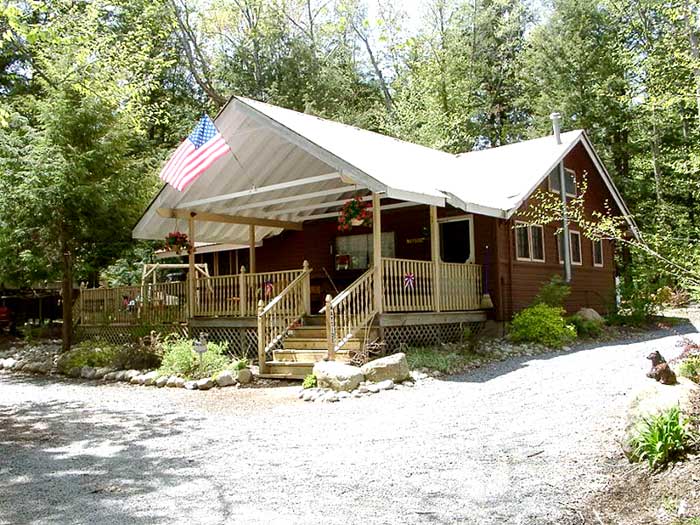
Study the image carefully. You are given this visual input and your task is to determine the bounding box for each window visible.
[548,167,577,197]
[557,230,583,265]
[335,232,395,270]
[439,216,475,263]
[592,239,604,267]
[515,222,545,262]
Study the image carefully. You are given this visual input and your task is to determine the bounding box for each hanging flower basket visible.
[164,231,192,254]
[338,196,372,232]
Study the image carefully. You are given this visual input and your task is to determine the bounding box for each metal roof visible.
[133,96,637,244]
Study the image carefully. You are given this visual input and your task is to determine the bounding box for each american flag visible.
[159,114,230,191]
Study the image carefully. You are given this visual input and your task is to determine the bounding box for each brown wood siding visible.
[505,142,619,318]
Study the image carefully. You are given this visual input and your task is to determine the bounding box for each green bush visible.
[232,358,249,371]
[509,304,576,348]
[157,335,231,380]
[567,314,603,338]
[58,340,162,373]
[302,374,317,389]
[533,275,571,308]
[679,357,700,383]
[628,406,695,469]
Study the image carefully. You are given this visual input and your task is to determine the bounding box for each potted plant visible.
[164,231,192,254]
[338,196,372,232]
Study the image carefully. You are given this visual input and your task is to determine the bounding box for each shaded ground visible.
[0,326,697,525]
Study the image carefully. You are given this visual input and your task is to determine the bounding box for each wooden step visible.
[264,361,314,378]
[273,349,352,363]
[287,326,327,338]
[283,337,363,351]
[302,315,326,326]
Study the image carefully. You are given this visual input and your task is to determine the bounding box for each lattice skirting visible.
[383,321,484,352]
[75,324,189,346]
[189,326,258,359]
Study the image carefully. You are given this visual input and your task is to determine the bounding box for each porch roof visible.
[133,97,638,245]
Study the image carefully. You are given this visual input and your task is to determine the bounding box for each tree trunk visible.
[61,230,73,352]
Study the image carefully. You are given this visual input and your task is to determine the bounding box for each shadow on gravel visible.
[0,374,202,524]
[448,323,698,385]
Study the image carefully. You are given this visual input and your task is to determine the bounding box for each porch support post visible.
[188,215,196,318]
[430,206,442,312]
[239,266,247,316]
[372,193,384,313]
[302,260,311,316]
[257,300,266,374]
[249,225,256,273]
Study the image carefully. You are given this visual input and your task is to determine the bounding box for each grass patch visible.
[405,346,480,374]
[628,406,696,470]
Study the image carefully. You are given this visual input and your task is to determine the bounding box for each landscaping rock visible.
[375,379,394,391]
[196,378,214,391]
[236,368,253,385]
[184,380,198,390]
[337,391,350,400]
[155,376,168,388]
[80,366,96,380]
[103,372,118,381]
[124,370,140,381]
[166,375,183,388]
[67,367,81,378]
[361,353,410,383]
[313,361,364,392]
[94,367,111,380]
[366,384,381,394]
[142,371,159,386]
[216,371,236,388]
[130,374,145,385]
[576,307,604,324]
[2,358,15,369]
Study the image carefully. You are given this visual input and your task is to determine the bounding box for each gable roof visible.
[133,96,638,243]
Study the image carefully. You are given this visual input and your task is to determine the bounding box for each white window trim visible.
[515,221,545,263]
[438,214,475,264]
[592,238,604,267]
[549,167,577,198]
[557,230,583,266]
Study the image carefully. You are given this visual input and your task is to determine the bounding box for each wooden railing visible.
[323,267,375,359]
[243,268,304,317]
[439,262,483,311]
[382,257,435,312]
[195,274,240,317]
[79,285,141,325]
[257,264,311,374]
[140,281,188,323]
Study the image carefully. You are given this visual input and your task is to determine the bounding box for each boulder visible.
[142,371,159,386]
[2,358,15,370]
[103,372,118,381]
[93,367,111,380]
[576,307,604,324]
[236,368,253,385]
[80,366,96,380]
[166,375,180,387]
[130,374,145,385]
[124,370,140,381]
[375,379,395,391]
[313,361,364,392]
[184,380,198,390]
[155,376,168,388]
[67,367,81,378]
[216,371,236,388]
[361,353,410,383]
[196,378,214,391]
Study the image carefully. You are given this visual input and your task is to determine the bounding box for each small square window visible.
[593,239,604,267]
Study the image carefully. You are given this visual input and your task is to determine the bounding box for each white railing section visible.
[257,262,311,373]
[323,267,376,359]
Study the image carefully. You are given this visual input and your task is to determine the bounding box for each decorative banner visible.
[403,272,415,290]
[264,280,274,298]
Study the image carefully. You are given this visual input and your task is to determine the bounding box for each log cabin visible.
[76,97,639,378]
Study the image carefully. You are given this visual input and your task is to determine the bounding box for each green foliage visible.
[405,346,479,374]
[679,357,700,384]
[567,315,604,338]
[533,275,571,308]
[57,339,161,373]
[232,358,249,371]
[628,407,696,469]
[509,304,576,348]
[302,374,317,389]
[157,335,231,380]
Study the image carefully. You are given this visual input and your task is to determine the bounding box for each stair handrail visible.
[257,262,312,374]
[324,267,376,360]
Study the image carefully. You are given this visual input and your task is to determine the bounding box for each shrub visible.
[157,335,231,380]
[509,304,576,348]
[58,340,162,373]
[628,406,695,469]
[302,374,317,389]
[679,357,700,383]
[232,358,249,371]
[567,314,603,338]
[533,275,570,308]
[405,346,478,374]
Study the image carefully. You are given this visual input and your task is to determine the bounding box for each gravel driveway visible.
[0,328,695,525]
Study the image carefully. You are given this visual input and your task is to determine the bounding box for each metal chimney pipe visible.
[550,112,562,144]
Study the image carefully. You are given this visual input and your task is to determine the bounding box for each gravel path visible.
[0,328,695,525]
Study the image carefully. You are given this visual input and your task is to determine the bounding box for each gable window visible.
[557,230,583,265]
[548,167,577,197]
[335,232,395,270]
[592,239,604,267]
[515,222,545,262]
[439,215,475,263]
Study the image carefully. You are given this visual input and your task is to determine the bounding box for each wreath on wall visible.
[338,196,372,232]
[164,231,192,254]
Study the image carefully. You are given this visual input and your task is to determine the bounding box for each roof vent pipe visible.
[550,112,562,144]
